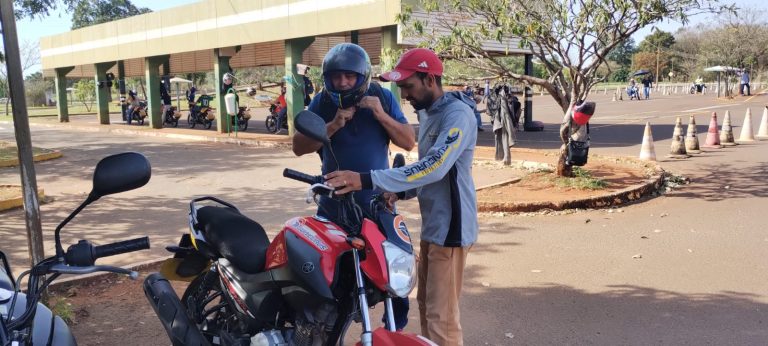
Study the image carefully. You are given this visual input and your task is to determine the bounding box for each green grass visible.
[0,141,54,161]
[44,297,74,324]
[551,167,608,190]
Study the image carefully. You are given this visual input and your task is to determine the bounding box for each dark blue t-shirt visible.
[307,86,407,222]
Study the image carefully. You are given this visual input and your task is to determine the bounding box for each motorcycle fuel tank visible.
[265,217,352,298]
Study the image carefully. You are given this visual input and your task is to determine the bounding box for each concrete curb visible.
[0,185,45,211]
[0,149,63,168]
[2,121,293,150]
[476,155,666,213]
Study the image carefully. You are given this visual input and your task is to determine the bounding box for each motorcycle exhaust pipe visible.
[143,272,210,346]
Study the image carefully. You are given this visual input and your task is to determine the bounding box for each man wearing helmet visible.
[324,48,478,346]
[292,43,416,330]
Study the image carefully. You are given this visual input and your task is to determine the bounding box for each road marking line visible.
[682,105,724,112]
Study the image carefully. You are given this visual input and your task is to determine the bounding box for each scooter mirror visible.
[89,152,152,201]
[393,153,406,168]
[294,110,330,146]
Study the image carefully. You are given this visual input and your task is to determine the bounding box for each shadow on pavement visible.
[460,265,768,345]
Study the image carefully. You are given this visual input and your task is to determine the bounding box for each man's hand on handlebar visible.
[324,171,362,195]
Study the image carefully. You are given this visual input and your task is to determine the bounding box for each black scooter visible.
[0,152,152,345]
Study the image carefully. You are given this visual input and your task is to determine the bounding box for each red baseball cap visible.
[380,48,443,82]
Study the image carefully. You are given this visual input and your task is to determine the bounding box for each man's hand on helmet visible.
[331,106,356,129]
[357,96,384,120]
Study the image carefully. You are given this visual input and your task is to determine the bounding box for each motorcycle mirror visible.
[294,110,330,146]
[54,152,151,258]
[89,152,151,201]
[393,153,406,168]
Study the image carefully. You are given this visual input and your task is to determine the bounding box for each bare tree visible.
[398,0,732,176]
[700,8,768,79]
[0,39,41,115]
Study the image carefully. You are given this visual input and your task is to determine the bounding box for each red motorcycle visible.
[143,111,434,346]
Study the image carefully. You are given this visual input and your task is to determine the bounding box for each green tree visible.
[71,0,151,29]
[637,30,677,52]
[24,72,52,107]
[608,38,637,67]
[73,79,95,112]
[398,0,732,176]
[14,0,78,19]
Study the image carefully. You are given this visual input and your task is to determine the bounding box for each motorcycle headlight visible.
[382,241,416,298]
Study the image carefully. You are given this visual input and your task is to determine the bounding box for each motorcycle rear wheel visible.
[181,272,231,344]
[265,115,278,134]
[188,114,196,128]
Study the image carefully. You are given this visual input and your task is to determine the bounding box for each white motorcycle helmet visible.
[222,73,234,86]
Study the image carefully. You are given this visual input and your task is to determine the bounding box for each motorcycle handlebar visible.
[65,237,150,266]
[93,237,150,260]
[283,168,323,185]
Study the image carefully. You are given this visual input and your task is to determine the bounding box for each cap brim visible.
[380,69,415,82]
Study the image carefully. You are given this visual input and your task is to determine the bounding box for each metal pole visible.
[0,0,46,266]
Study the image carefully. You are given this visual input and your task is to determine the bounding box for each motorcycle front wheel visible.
[265,115,278,134]
[240,119,248,131]
[188,114,196,128]
[205,119,213,129]
[172,118,179,127]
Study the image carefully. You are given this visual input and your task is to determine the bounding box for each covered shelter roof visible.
[41,0,530,78]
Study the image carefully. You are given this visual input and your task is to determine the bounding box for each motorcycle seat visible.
[196,206,270,274]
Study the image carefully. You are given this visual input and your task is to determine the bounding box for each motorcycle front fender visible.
[356,327,437,346]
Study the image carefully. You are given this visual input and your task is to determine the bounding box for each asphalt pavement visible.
[1,87,768,345]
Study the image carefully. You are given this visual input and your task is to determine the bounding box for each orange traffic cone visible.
[668,116,690,158]
[685,115,701,154]
[720,110,737,146]
[639,122,656,161]
[757,106,768,140]
[702,112,722,148]
[738,108,756,142]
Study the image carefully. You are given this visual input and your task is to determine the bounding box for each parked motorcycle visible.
[265,103,288,134]
[129,101,148,126]
[229,106,251,131]
[188,95,215,129]
[164,105,182,128]
[0,152,152,345]
[689,83,707,94]
[144,110,435,346]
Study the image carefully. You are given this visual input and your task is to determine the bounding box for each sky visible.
[9,0,768,75]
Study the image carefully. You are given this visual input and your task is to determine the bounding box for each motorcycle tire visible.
[265,115,278,134]
[240,119,248,131]
[690,87,695,94]
[188,114,196,128]
[138,118,145,126]
[205,119,213,130]
[172,118,179,128]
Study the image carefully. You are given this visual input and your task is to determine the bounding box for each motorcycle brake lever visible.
[49,264,139,280]
[306,183,334,203]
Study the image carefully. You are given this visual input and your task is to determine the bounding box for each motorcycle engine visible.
[292,303,338,346]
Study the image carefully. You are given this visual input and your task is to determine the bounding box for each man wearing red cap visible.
[325,48,478,346]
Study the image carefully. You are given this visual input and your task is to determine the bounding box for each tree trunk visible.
[556,143,574,177]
